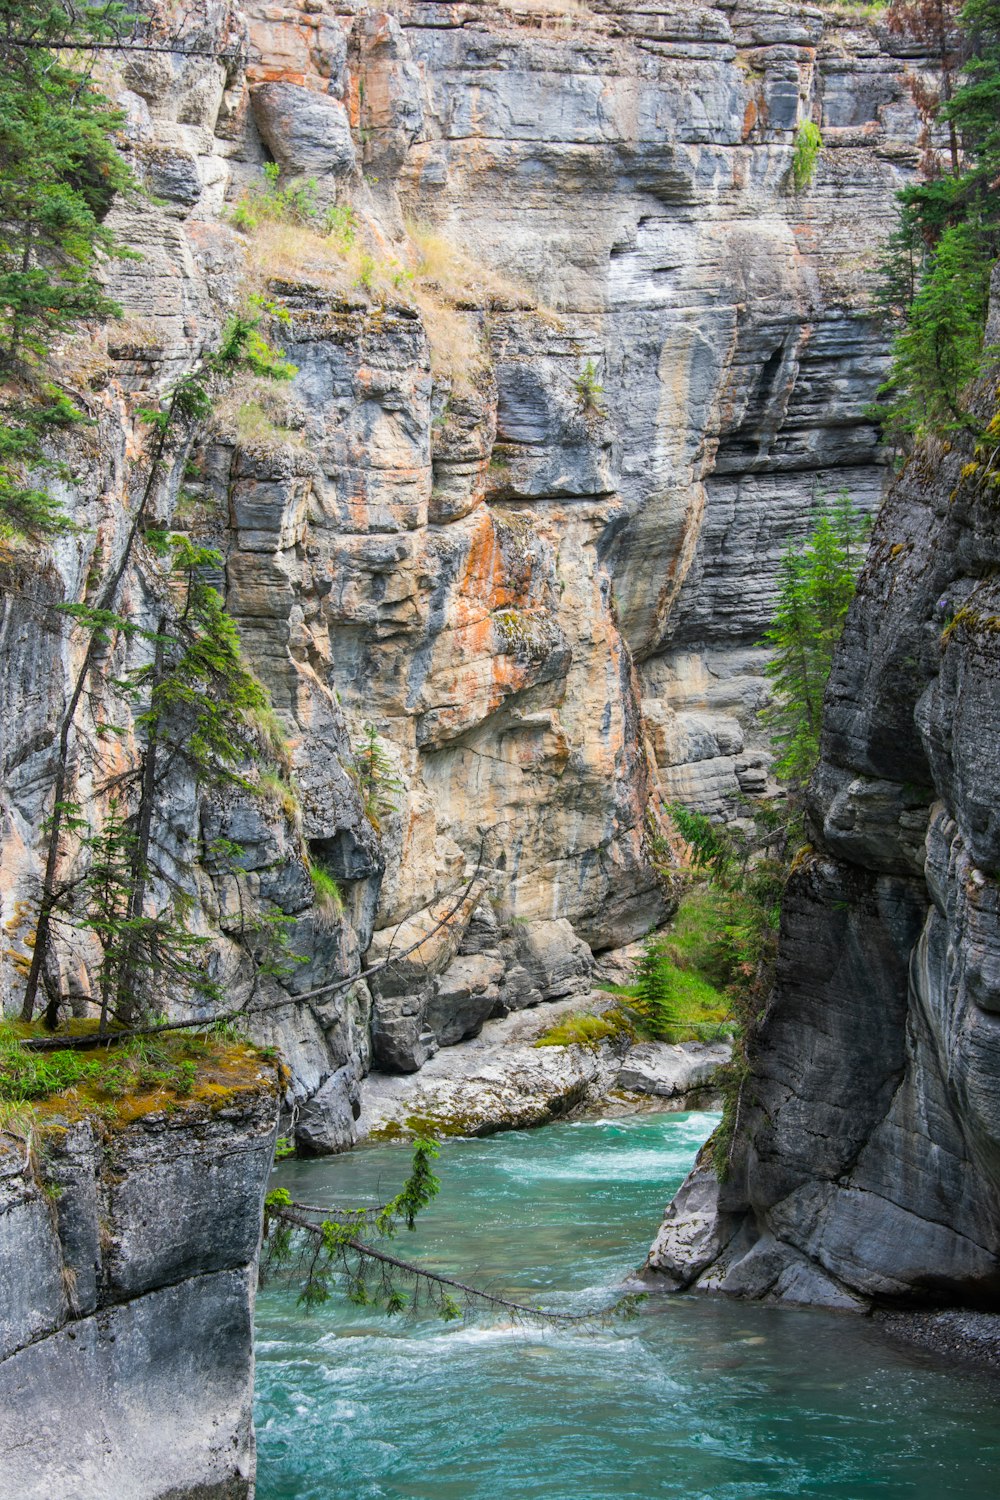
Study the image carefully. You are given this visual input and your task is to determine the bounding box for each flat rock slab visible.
[615,1041,731,1098]
[355,994,730,1141]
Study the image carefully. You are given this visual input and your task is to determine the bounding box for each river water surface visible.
[255,1111,1000,1499]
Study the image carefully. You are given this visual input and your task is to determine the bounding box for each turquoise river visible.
[254,1111,1000,1499]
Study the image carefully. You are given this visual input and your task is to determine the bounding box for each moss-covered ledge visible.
[0,1036,281,1500]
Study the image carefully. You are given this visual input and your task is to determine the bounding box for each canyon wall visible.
[0,1,928,1143]
[0,1060,279,1498]
[649,276,1000,1310]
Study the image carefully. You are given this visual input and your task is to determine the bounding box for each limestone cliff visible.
[0,1,929,1143]
[648,280,1000,1311]
[0,1056,279,1499]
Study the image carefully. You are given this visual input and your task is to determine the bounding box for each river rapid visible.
[255,1112,1000,1499]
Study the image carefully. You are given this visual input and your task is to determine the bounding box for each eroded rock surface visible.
[0,2,929,1147]
[0,1068,279,1500]
[649,277,1000,1307]
[355,994,730,1140]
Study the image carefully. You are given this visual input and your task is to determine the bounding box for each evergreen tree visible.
[626,933,685,1042]
[877,0,1000,437]
[0,1,139,543]
[763,493,869,788]
[21,305,297,1028]
[350,723,403,833]
[0,1,137,366]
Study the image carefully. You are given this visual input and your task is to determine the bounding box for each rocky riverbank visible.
[349,994,730,1144]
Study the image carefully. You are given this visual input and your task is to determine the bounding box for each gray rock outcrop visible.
[649,272,1000,1307]
[0,1069,280,1500]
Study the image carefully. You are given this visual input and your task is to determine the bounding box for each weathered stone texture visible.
[651,288,1000,1303]
[1,2,929,1137]
[0,1081,278,1500]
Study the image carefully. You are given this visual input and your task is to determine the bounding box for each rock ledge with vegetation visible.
[0,1042,280,1500]
[354,995,730,1142]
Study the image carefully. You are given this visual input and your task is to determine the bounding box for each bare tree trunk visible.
[24,398,180,1025]
[114,621,166,1028]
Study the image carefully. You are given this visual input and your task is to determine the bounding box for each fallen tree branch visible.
[276,1206,617,1325]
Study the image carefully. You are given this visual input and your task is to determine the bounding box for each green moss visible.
[534,1009,635,1049]
[366,1120,410,1143]
[0,1021,278,1131]
[403,1112,482,1139]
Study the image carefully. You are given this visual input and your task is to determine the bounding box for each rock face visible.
[0,1068,279,1500]
[649,277,1000,1307]
[0,2,930,1143]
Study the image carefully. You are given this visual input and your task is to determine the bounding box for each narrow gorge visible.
[1,1,998,1497]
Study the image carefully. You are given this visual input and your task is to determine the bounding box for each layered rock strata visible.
[0,2,930,1141]
[649,287,1000,1308]
[0,1060,279,1499]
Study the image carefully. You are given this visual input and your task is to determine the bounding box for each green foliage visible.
[659,883,733,989]
[0,3,139,529]
[0,1023,240,1110]
[608,931,732,1044]
[0,2,137,369]
[349,722,403,832]
[308,862,344,922]
[878,214,993,434]
[137,536,273,783]
[44,534,304,1027]
[791,119,823,191]
[262,1139,639,1327]
[876,0,1000,437]
[762,492,869,789]
[534,1009,637,1049]
[667,802,796,1179]
[626,934,689,1040]
[0,387,87,545]
[0,1025,91,1101]
[573,358,606,416]
[376,1139,441,1234]
[214,298,297,383]
[229,162,321,233]
[262,1139,446,1315]
[322,202,358,250]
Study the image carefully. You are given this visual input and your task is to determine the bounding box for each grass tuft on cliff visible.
[229,165,546,393]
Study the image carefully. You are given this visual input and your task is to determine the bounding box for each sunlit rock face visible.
[650,272,1000,1309]
[0,2,928,1135]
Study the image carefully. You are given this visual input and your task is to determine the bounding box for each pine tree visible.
[877,0,1000,437]
[626,934,685,1042]
[350,723,403,833]
[0,2,139,543]
[22,306,298,1027]
[36,530,302,1032]
[763,494,869,788]
[0,1,137,366]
